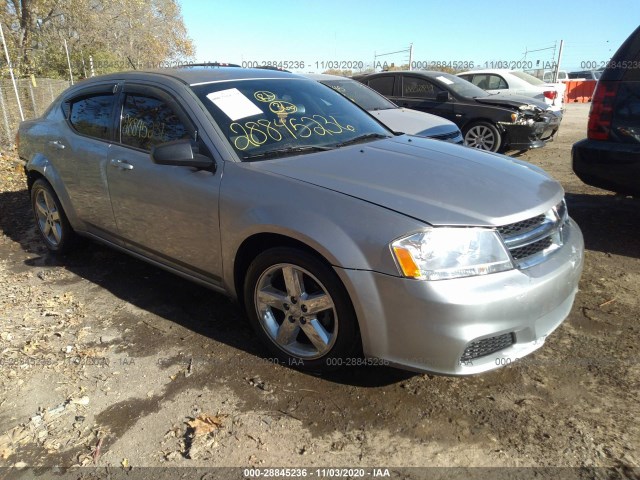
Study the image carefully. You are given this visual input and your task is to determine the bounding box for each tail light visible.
[587,81,619,140]
[543,90,557,100]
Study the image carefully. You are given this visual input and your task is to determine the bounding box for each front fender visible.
[219,161,426,296]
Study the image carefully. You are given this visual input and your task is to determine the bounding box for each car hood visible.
[475,94,549,110]
[369,108,460,137]
[251,136,563,226]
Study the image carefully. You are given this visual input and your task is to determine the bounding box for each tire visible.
[463,121,503,152]
[243,247,361,372]
[30,179,77,253]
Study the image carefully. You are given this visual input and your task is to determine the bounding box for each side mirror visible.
[151,139,215,170]
[436,91,449,102]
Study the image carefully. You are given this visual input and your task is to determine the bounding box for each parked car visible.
[303,73,463,144]
[458,69,565,113]
[568,70,603,80]
[355,70,560,152]
[18,67,584,375]
[572,26,640,196]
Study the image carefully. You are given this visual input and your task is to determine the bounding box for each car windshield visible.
[431,73,490,98]
[594,70,603,80]
[510,70,544,85]
[191,78,391,160]
[319,78,396,111]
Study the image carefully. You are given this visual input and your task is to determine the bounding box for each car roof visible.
[366,70,455,77]
[75,66,302,87]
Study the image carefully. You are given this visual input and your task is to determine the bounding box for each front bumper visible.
[335,218,584,375]
[501,112,561,150]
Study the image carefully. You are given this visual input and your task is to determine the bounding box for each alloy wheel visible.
[254,263,338,359]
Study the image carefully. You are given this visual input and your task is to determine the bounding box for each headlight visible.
[391,228,513,280]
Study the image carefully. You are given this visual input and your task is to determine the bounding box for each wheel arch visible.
[25,158,83,231]
[233,232,342,306]
[461,118,505,134]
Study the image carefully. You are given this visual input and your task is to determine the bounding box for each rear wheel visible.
[30,179,77,253]
[464,121,503,152]
[243,247,360,372]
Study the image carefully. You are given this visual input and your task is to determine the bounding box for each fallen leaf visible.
[121,458,129,468]
[0,446,13,459]
[187,414,226,436]
[70,396,90,406]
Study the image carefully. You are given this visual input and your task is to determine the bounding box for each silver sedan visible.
[18,67,584,375]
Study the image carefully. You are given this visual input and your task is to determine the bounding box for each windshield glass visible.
[320,78,396,111]
[191,78,391,160]
[433,73,490,98]
[510,70,544,85]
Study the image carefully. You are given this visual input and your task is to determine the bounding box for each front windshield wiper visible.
[334,133,390,148]
[243,145,334,161]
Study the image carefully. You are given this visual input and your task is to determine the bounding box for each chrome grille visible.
[509,236,554,261]
[497,214,546,237]
[497,201,567,268]
[461,333,515,362]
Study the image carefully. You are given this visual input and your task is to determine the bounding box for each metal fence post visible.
[0,84,11,144]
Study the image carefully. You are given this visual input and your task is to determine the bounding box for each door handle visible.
[48,140,65,149]
[110,159,134,170]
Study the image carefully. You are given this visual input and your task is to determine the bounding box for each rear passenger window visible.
[368,76,395,96]
[120,95,189,151]
[69,94,115,140]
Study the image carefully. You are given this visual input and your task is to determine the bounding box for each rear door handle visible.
[110,159,134,170]
[48,140,65,149]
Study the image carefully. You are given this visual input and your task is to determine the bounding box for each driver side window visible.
[402,77,441,99]
[120,94,189,151]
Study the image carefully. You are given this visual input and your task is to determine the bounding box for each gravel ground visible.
[0,103,638,478]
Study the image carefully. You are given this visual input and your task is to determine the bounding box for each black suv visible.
[572,26,640,196]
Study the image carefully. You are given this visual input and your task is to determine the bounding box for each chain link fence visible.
[0,78,70,146]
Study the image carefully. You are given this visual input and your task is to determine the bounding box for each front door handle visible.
[110,159,134,170]
[48,140,65,149]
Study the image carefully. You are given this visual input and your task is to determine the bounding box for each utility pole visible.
[552,40,564,83]
[409,43,413,71]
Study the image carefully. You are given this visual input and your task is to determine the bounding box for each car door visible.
[106,83,224,283]
[54,84,121,240]
[395,75,456,123]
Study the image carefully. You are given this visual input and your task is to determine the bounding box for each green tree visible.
[1,0,194,78]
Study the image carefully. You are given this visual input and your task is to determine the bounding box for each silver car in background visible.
[303,73,463,144]
[18,67,584,375]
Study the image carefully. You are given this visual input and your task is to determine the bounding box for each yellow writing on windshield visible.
[254,91,276,103]
[230,115,355,151]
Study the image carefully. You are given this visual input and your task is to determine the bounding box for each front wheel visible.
[243,247,361,372]
[464,121,503,152]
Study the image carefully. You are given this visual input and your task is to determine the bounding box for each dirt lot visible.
[0,103,638,477]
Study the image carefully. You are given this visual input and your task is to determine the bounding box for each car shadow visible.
[565,192,640,259]
[0,188,415,387]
